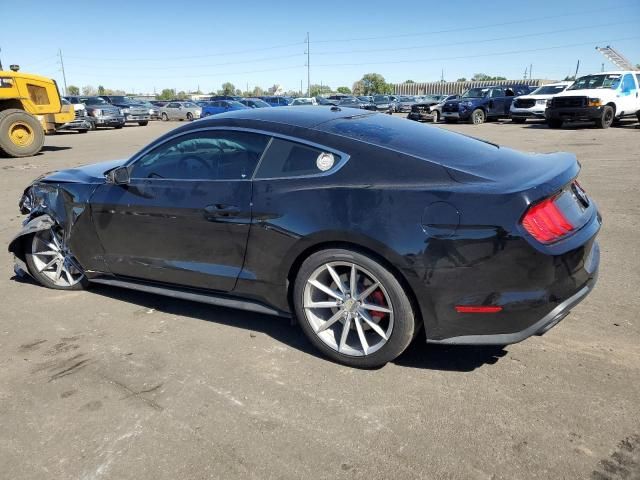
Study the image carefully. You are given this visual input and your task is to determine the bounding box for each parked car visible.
[66,96,125,129]
[209,95,243,101]
[98,95,150,126]
[289,97,318,106]
[240,98,272,108]
[337,97,377,111]
[546,71,640,129]
[56,99,92,133]
[509,82,573,123]
[158,101,202,121]
[408,95,458,123]
[357,96,374,103]
[315,96,338,106]
[441,85,533,124]
[9,107,600,368]
[134,100,161,120]
[372,95,394,113]
[394,96,417,113]
[262,96,292,107]
[201,100,250,117]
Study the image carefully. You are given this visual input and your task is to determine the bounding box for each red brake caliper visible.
[370,290,386,320]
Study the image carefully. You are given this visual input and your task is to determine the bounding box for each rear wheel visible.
[0,109,45,158]
[547,119,563,129]
[595,106,614,129]
[114,124,123,129]
[294,249,416,368]
[25,228,88,290]
[471,108,486,125]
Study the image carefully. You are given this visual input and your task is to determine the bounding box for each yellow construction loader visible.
[0,66,75,157]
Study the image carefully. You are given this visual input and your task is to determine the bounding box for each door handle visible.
[203,204,241,219]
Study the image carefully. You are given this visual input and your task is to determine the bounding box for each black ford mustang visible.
[8,107,601,367]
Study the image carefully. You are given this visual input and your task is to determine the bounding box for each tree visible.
[98,85,105,95]
[82,85,97,96]
[456,77,467,82]
[358,73,393,95]
[221,82,236,95]
[336,86,351,94]
[252,86,264,97]
[157,88,176,100]
[471,73,507,81]
[309,84,332,97]
[67,85,80,95]
[404,80,415,84]
[352,80,364,95]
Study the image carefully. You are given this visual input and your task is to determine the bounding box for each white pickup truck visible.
[545,71,640,128]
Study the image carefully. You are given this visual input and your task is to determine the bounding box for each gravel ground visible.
[0,117,638,480]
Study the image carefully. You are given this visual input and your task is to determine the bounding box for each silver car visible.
[159,101,202,121]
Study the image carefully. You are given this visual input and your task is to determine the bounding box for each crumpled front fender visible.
[8,214,56,278]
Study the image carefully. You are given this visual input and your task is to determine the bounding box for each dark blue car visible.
[261,96,292,107]
[201,100,250,117]
[441,85,533,124]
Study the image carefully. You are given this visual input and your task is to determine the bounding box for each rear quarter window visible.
[255,138,341,179]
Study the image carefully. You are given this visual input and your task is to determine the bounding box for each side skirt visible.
[89,277,290,318]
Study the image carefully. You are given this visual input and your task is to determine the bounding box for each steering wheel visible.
[178,154,211,176]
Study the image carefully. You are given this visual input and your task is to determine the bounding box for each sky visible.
[1,0,639,95]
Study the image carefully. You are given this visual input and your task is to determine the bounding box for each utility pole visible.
[523,66,528,79]
[529,63,533,80]
[440,69,444,82]
[58,49,68,95]
[601,63,605,72]
[0,46,3,71]
[305,32,310,96]
[574,60,580,80]
[301,79,303,96]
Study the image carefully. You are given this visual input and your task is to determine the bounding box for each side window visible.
[130,130,270,181]
[621,74,636,93]
[167,102,178,108]
[490,88,505,98]
[255,138,341,179]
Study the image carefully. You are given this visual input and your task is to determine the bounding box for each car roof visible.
[197,105,375,129]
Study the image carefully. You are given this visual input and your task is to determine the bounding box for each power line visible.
[312,21,636,56]
[64,41,304,62]
[312,36,640,68]
[312,3,639,44]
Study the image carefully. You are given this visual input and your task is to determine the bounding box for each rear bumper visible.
[546,106,602,122]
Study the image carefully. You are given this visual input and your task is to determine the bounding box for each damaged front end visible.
[9,180,105,280]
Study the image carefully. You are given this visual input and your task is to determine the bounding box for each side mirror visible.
[106,166,130,185]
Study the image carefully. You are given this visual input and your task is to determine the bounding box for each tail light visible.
[522,195,575,244]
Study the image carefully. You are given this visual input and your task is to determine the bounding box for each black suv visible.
[441,85,533,124]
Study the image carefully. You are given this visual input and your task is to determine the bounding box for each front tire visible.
[293,249,416,368]
[547,119,563,129]
[0,109,45,158]
[186,112,194,121]
[138,121,148,126]
[161,113,169,122]
[595,106,614,129]
[471,108,486,125]
[431,110,440,122]
[25,228,88,291]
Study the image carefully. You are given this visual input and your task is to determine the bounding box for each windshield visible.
[108,96,138,104]
[531,85,569,95]
[569,74,621,90]
[249,99,270,107]
[227,101,246,107]
[81,97,108,105]
[373,95,389,102]
[461,88,489,98]
[399,96,414,102]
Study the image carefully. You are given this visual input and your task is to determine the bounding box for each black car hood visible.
[40,159,127,184]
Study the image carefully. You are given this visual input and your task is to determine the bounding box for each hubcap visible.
[303,261,393,357]
[9,122,34,147]
[473,111,484,124]
[31,229,84,287]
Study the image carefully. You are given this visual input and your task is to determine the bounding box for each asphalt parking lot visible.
[1,118,638,480]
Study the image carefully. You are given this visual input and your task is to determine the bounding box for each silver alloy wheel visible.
[303,261,394,357]
[472,109,485,124]
[30,229,84,287]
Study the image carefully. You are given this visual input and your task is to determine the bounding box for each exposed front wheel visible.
[595,106,614,129]
[431,110,440,122]
[161,113,169,122]
[25,228,88,290]
[471,108,486,125]
[186,112,194,121]
[294,249,416,368]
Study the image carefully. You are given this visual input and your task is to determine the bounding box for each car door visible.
[165,102,178,119]
[618,74,639,115]
[487,88,506,117]
[89,129,271,292]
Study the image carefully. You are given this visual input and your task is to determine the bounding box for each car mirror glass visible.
[107,166,130,185]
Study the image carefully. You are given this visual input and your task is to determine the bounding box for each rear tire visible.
[595,106,614,129]
[0,109,45,158]
[293,248,416,368]
[24,229,89,291]
[114,125,123,129]
[186,112,194,121]
[547,119,563,129]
